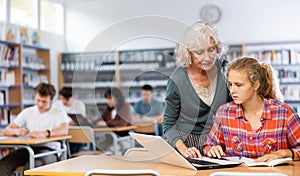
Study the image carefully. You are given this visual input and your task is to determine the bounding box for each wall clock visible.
[200,5,221,24]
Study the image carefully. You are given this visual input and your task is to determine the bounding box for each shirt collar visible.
[234,98,272,120]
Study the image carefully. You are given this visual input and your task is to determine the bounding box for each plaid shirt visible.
[203,99,300,158]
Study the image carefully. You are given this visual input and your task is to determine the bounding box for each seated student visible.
[203,57,300,162]
[53,87,86,121]
[94,87,132,151]
[53,87,87,155]
[0,83,69,176]
[133,84,164,120]
[132,84,164,135]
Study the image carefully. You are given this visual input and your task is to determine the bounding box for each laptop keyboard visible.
[186,158,220,165]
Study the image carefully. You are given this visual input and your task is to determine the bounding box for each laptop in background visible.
[129,132,242,170]
[68,113,96,127]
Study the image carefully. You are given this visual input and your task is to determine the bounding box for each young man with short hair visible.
[0,83,69,176]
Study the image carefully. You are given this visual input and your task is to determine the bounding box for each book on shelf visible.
[0,90,5,106]
[29,30,41,47]
[0,70,15,86]
[5,24,19,42]
[20,27,29,45]
[0,22,6,40]
[0,107,9,126]
[224,156,293,167]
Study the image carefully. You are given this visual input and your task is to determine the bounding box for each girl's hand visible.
[206,145,226,159]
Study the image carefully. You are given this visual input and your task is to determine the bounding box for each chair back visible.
[68,126,96,152]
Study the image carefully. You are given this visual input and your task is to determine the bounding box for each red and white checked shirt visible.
[204,99,300,158]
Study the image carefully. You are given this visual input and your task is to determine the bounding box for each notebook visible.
[129,132,242,170]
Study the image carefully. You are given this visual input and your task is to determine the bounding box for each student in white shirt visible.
[53,87,86,119]
[0,83,69,176]
[53,87,87,154]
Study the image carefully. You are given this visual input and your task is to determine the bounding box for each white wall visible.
[40,31,65,93]
[64,0,300,52]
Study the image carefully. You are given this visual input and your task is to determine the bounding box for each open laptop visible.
[68,113,99,127]
[129,132,242,170]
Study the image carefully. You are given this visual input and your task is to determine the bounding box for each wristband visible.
[289,149,294,160]
[47,129,51,138]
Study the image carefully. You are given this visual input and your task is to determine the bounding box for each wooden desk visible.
[93,125,136,132]
[0,135,71,168]
[24,155,299,176]
[93,125,136,155]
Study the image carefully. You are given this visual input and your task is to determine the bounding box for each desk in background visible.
[0,135,71,168]
[24,155,299,176]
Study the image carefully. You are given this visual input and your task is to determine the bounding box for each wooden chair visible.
[132,120,159,136]
[68,126,100,157]
[85,169,160,176]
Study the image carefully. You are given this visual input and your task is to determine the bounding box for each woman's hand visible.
[182,147,202,158]
[176,139,202,158]
[206,145,226,159]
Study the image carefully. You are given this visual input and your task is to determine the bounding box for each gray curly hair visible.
[175,22,225,67]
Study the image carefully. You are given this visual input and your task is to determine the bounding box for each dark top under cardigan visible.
[162,59,231,148]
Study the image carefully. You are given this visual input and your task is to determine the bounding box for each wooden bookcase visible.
[59,48,175,120]
[0,40,50,127]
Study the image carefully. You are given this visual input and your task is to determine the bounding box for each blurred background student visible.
[53,87,86,119]
[132,84,164,135]
[94,87,132,153]
[53,87,86,154]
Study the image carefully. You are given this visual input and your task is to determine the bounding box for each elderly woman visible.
[163,22,231,158]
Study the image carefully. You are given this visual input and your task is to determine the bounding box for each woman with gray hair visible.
[162,22,232,158]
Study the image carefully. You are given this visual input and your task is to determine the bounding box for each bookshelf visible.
[228,41,300,113]
[59,48,175,120]
[0,40,50,127]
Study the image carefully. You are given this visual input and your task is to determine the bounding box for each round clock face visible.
[200,5,221,24]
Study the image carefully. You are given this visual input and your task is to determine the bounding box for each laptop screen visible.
[129,132,242,170]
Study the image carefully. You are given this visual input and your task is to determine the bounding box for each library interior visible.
[0,0,300,176]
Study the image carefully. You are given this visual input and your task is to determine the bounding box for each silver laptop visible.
[129,132,242,170]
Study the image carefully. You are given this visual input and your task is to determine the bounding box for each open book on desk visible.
[224,156,293,167]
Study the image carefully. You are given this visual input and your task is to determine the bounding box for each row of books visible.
[229,49,300,65]
[0,22,41,47]
[23,72,48,87]
[280,85,300,101]
[275,69,300,83]
[61,61,176,72]
[119,50,175,63]
[23,88,35,105]
[23,55,46,70]
[64,79,168,89]
[0,44,19,67]
[0,69,15,87]
[62,52,115,66]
